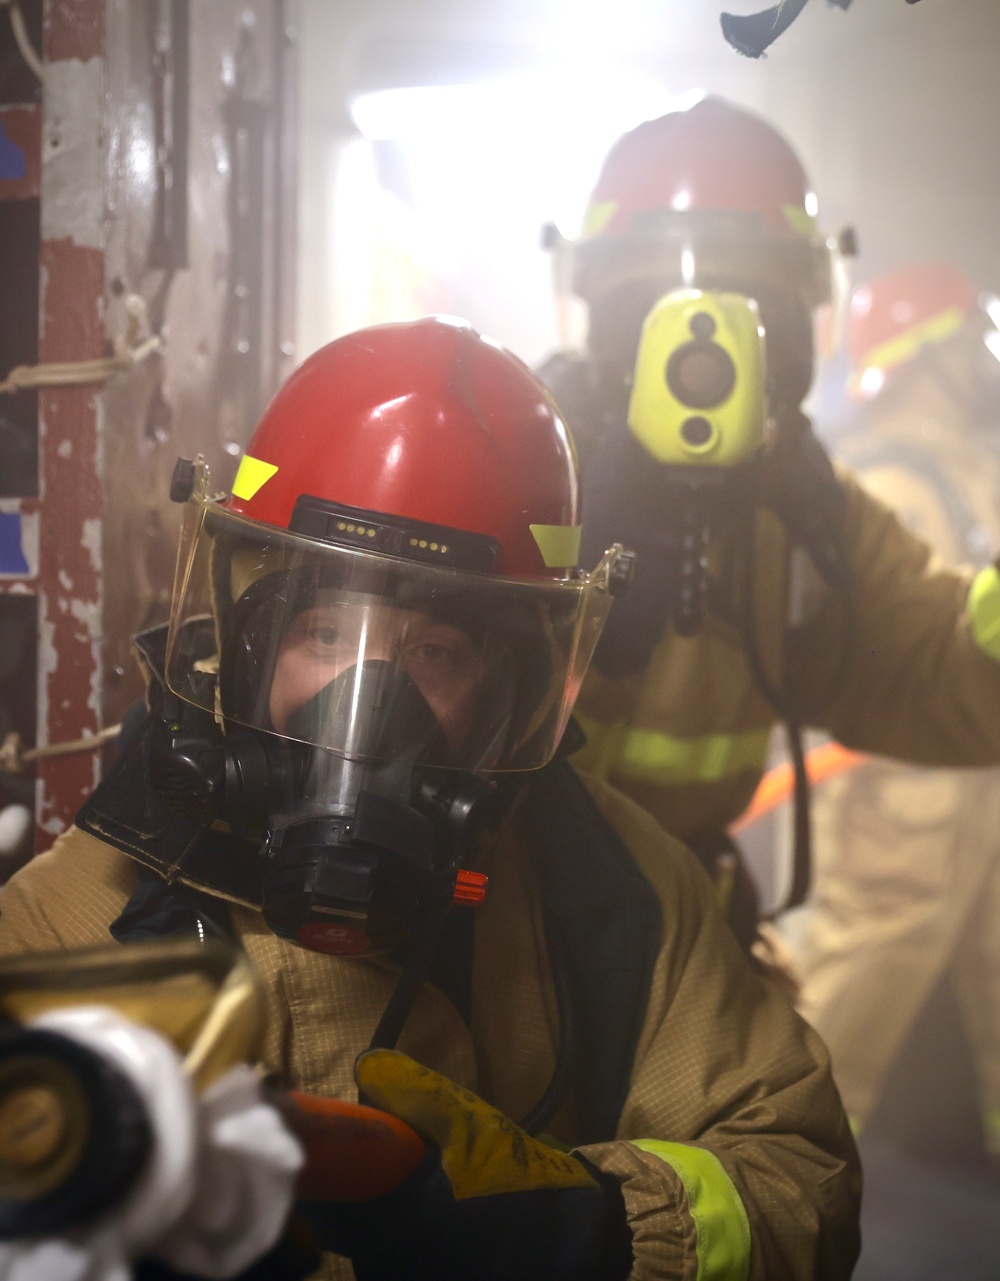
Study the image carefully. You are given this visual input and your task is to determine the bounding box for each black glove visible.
[133,1221,320,1281]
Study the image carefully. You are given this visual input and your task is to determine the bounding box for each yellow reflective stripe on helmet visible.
[529,523,582,569]
[632,1140,750,1281]
[969,565,1000,663]
[582,199,617,238]
[231,454,278,500]
[861,305,966,379]
[782,203,818,240]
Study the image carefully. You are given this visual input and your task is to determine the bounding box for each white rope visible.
[1,0,44,82]
[0,295,162,396]
[0,725,122,773]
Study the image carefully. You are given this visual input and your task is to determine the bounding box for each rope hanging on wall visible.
[0,296,162,397]
[0,726,122,774]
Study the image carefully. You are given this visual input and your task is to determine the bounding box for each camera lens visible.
[680,416,713,447]
[665,341,736,409]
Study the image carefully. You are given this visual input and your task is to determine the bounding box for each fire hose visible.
[0,940,428,1277]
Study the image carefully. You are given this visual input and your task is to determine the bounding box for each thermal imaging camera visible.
[627,289,767,469]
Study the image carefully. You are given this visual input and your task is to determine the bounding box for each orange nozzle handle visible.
[279,1090,428,1203]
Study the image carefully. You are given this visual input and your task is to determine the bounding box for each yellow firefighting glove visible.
[300,1050,633,1281]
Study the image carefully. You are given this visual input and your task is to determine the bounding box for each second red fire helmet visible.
[572,96,834,314]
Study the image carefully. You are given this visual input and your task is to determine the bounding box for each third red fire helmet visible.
[849,264,982,397]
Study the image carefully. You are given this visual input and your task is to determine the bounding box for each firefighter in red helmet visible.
[570,95,831,413]
[848,262,987,403]
[792,264,1000,1166]
[541,96,1000,953]
[0,317,860,1279]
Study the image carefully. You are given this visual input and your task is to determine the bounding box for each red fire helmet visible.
[572,96,832,312]
[226,316,580,580]
[849,264,981,396]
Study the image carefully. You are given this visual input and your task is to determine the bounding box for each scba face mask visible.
[154,489,621,956]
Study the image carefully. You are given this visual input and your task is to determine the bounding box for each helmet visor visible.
[574,210,833,312]
[165,499,618,772]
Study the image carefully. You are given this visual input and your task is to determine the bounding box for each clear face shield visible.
[165,495,620,785]
[156,462,625,958]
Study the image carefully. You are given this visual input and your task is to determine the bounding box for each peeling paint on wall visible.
[80,516,101,574]
[35,608,56,749]
[26,0,296,845]
[37,33,106,836]
[40,58,105,249]
[47,0,104,65]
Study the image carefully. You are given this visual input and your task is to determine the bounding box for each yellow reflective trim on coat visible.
[573,713,771,786]
[616,724,771,785]
[632,1139,751,1281]
[231,455,278,500]
[969,565,1000,663]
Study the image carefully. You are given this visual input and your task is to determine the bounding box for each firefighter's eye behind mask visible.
[244,588,492,768]
[165,503,616,774]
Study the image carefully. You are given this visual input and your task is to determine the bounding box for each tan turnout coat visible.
[0,773,860,1280]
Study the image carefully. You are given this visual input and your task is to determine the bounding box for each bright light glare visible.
[859,366,885,397]
[549,0,685,59]
[342,67,683,360]
[127,134,156,188]
[983,294,1000,333]
[984,329,1000,365]
[350,67,678,239]
[329,139,379,335]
